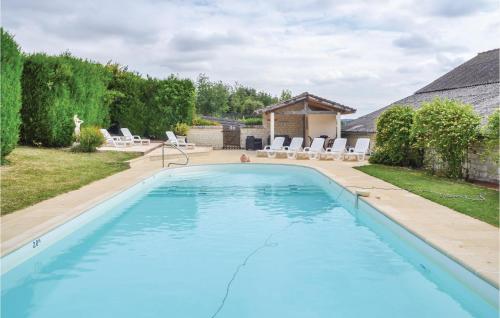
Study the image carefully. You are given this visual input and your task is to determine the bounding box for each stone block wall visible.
[187,126,223,149]
[240,126,269,148]
[467,144,499,183]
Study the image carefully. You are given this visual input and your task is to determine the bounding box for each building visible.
[343,48,499,150]
[255,92,356,146]
[343,48,499,183]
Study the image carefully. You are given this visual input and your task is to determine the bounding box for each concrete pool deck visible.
[1,149,498,288]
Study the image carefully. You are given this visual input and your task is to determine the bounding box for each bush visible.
[369,105,419,166]
[20,53,111,147]
[173,122,190,136]
[192,116,219,126]
[73,126,105,152]
[241,117,262,126]
[481,109,500,165]
[1,29,23,161]
[412,98,480,178]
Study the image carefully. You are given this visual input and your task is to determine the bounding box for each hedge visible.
[109,69,195,138]
[1,29,23,161]
[20,53,111,147]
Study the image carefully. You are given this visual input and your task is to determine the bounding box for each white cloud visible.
[1,0,498,117]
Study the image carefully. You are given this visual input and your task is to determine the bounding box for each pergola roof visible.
[255,92,356,115]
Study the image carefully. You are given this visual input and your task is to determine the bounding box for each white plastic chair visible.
[293,138,325,160]
[100,129,129,147]
[121,128,150,145]
[166,131,195,149]
[322,138,347,160]
[257,137,285,157]
[343,138,370,161]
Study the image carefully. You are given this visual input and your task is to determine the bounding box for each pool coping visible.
[1,151,498,290]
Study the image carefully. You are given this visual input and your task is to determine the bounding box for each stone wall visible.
[187,126,223,149]
[346,131,499,183]
[240,126,268,148]
[263,104,304,141]
[343,132,376,152]
[467,144,498,183]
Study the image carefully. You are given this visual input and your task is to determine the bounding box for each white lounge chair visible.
[166,131,195,149]
[322,138,347,160]
[121,128,150,145]
[257,137,285,157]
[293,138,325,160]
[100,129,130,147]
[267,137,303,158]
[273,137,303,159]
[343,138,370,161]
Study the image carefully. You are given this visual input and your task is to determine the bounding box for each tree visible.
[279,89,293,101]
[195,74,230,116]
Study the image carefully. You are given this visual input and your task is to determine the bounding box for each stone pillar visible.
[270,112,275,141]
[336,112,341,138]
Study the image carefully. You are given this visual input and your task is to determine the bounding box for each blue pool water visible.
[1,164,498,317]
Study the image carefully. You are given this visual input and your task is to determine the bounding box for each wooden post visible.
[336,112,341,138]
[270,112,275,143]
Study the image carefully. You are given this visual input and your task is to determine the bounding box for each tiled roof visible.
[255,92,356,114]
[344,49,500,133]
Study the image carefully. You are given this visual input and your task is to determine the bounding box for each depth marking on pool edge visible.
[209,221,299,318]
[32,239,41,249]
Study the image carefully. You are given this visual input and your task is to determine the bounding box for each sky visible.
[2,0,499,118]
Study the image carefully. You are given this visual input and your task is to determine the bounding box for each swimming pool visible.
[1,164,498,317]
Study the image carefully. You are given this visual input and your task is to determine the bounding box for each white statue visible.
[73,115,84,137]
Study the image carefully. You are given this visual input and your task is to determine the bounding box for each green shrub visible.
[481,109,500,165]
[192,116,219,126]
[412,98,480,178]
[173,122,190,136]
[1,29,23,161]
[241,117,262,126]
[20,53,111,147]
[369,105,420,166]
[73,126,105,152]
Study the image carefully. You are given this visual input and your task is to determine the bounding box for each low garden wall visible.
[187,126,223,149]
[240,126,268,148]
[467,144,498,183]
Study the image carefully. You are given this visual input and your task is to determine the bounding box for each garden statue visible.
[73,115,84,137]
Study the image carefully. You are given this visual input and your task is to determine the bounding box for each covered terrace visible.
[255,92,356,147]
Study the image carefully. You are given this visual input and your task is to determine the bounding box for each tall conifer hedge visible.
[1,29,23,160]
[20,53,111,147]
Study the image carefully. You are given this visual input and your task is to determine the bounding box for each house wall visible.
[240,126,268,148]
[187,126,223,149]
[263,104,304,142]
[307,114,337,139]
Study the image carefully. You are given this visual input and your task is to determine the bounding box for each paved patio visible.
[1,149,498,288]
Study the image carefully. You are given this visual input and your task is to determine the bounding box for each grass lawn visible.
[1,147,141,215]
[355,164,499,227]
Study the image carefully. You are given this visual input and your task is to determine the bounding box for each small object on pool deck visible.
[240,153,251,163]
[355,190,370,197]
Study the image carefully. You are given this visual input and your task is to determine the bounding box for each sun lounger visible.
[257,137,285,157]
[293,137,325,160]
[322,138,347,160]
[166,131,195,149]
[100,129,130,147]
[343,138,370,161]
[121,128,150,145]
